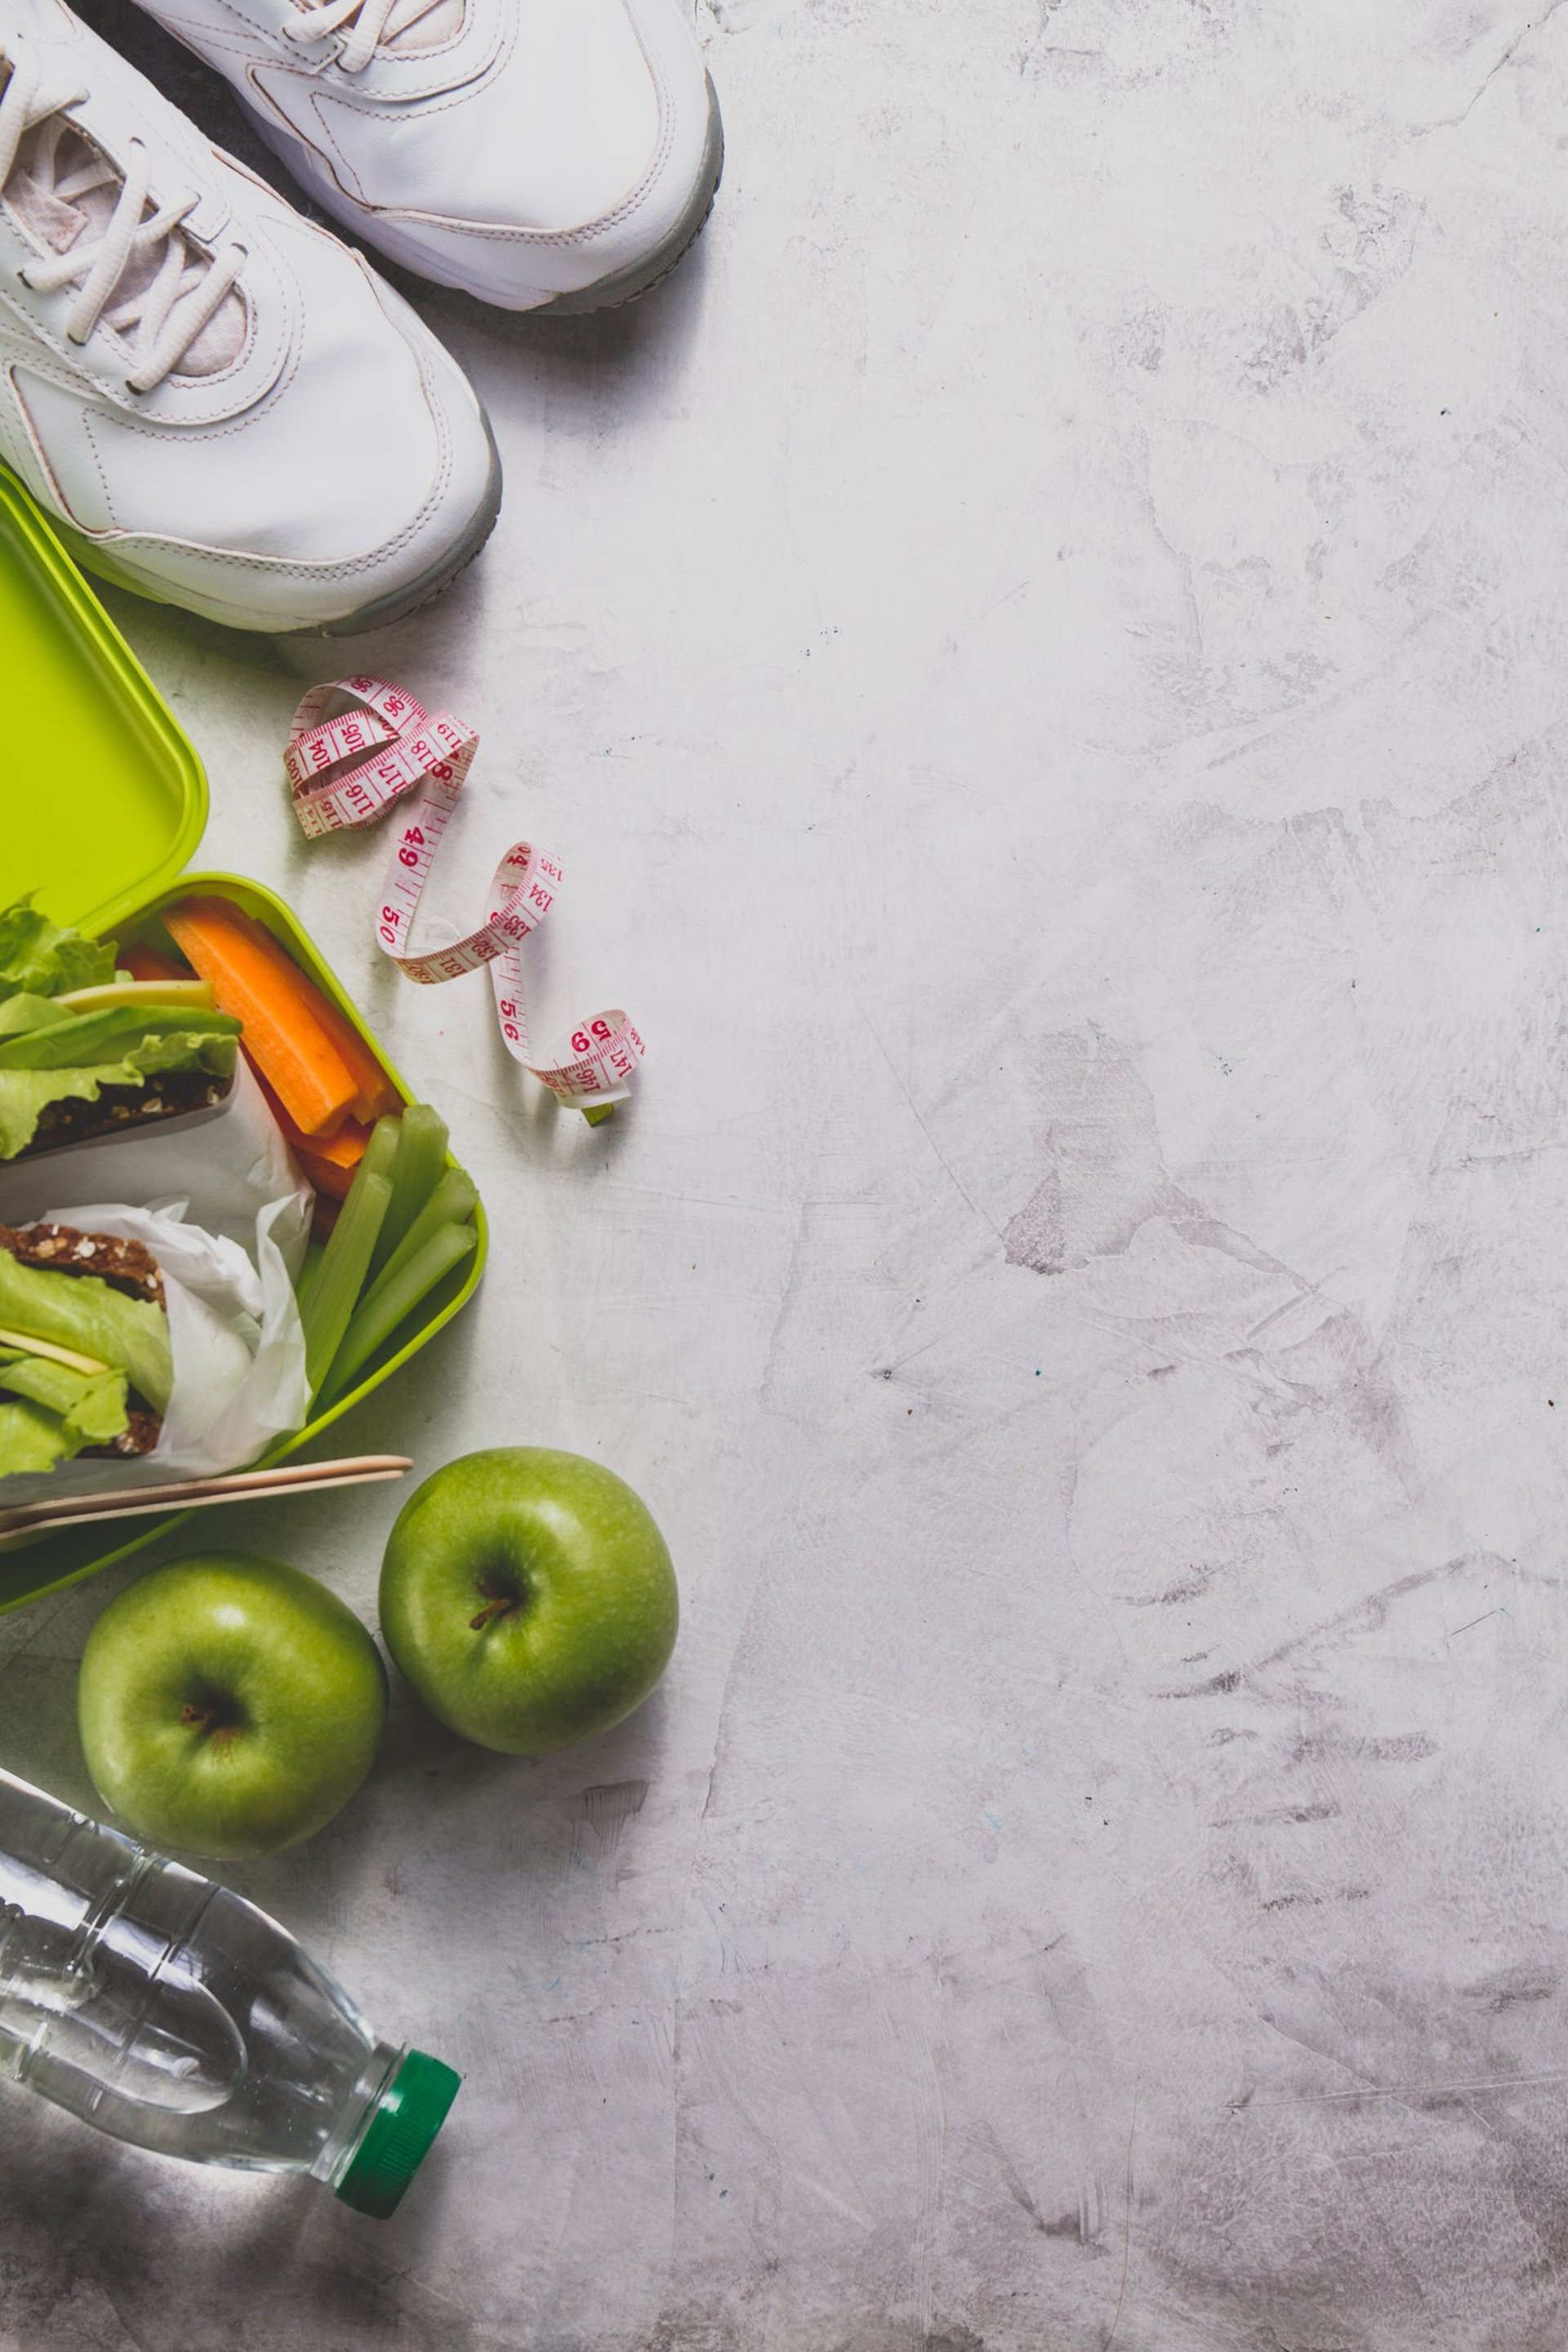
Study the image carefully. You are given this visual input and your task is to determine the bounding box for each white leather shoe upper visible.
[134,0,720,310]
[0,0,498,630]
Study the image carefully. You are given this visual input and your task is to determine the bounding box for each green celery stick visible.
[298,1236,327,1297]
[368,1102,448,1281]
[298,1168,392,1396]
[360,1167,478,1313]
[318,1223,479,1406]
[296,1109,400,1334]
[359,1111,403,1188]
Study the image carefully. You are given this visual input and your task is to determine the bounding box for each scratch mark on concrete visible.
[1235,2069,1568,2109]
[1444,1607,1504,1640]
[862,1015,1000,1239]
[1428,0,1568,129]
[1102,2078,1139,2350]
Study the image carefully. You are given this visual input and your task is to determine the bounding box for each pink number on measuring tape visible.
[284,677,644,1117]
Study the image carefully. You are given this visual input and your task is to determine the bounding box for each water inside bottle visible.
[0,1878,244,2115]
[0,1778,396,2176]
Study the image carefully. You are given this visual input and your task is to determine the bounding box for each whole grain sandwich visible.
[0,1223,173,1478]
[0,900,240,1163]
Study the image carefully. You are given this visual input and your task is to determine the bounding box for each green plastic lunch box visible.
[0,472,487,1612]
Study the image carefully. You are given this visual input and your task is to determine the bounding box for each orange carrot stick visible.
[296,1149,359,1202]
[207,901,399,1127]
[118,941,190,985]
[164,898,357,1138]
[311,1000,400,1125]
[298,1118,370,1172]
[251,1067,370,1183]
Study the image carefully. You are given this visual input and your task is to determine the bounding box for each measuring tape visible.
[283,677,644,1120]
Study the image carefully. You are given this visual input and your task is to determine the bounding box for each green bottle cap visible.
[336,2049,461,2219]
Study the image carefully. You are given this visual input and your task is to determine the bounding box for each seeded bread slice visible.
[0,1224,167,1458]
[0,1224,165,1307]
[21,1068,233,1158]
[90,1404,163,1459]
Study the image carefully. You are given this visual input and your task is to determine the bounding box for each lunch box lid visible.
[1,471,208,937]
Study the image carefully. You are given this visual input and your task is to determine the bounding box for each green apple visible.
[78,1551,387,1859]
[379,1448,677,1755]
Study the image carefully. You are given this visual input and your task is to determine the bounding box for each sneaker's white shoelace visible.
[284,0,451,74]
[0,42,246,394]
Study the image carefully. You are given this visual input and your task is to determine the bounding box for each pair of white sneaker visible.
[0,0,722,632]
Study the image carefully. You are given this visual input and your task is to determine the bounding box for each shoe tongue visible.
[3,118,246,379]
[4,122,88,256]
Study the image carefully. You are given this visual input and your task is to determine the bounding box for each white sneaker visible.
[0,0,501,633]
[131,0,724,313]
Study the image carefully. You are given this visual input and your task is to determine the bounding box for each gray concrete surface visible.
[5,0,1568,2344]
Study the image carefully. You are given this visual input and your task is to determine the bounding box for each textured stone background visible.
[7,0,1568,2344]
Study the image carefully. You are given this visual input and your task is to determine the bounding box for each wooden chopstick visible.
[0,1455,413,1543]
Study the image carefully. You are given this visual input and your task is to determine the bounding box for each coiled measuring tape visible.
[284,676,644,1121]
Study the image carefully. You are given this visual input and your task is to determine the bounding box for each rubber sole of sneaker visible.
[34,410,504,639]
[532,76,725,316]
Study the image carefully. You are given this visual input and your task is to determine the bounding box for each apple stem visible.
[469,1596,517,1631]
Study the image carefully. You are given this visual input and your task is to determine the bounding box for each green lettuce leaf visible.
[0,1031,239,1162]
[0,1008,240,1071]
[0,1398,74,1477]
[0,1252,172,1414]
[0,996,73,1040]
[119,1029,239,1080]
[0,1349,130,1447]
[0,1068,114,1162]
[0,902,115,1004]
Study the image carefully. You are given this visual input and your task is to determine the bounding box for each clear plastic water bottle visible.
[0,1767,458,2216]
